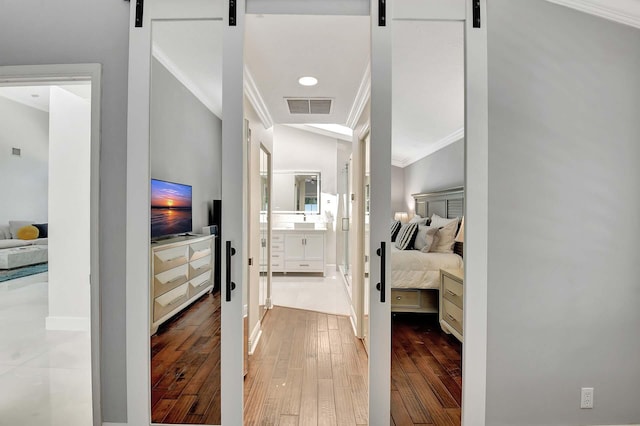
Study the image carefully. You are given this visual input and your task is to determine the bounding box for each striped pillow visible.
[390,220,402,242]
[395,222,419,250]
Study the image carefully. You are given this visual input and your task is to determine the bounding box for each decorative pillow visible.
[390,220,402,242]
[33,223,48,238]
[429,214,460,253]
[16,225,39,240]
[9,220,34,239]
[413,225,440,253]
[408,214,431,226]
[395,222,419,250]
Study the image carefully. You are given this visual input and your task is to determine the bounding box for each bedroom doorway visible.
[0,64,101,426]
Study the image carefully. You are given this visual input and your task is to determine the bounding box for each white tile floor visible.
[0,275,92,426]
[270,266,352,316]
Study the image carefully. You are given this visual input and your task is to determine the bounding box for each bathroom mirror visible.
[271,171,321,213]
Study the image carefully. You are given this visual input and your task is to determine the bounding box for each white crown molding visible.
[544,0,640,29]
[346,63,371,129]
[392,128,464,168]
[244,66,274,129]
[151,44,222,118]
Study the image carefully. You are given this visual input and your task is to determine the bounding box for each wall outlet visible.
[580,387,594,409]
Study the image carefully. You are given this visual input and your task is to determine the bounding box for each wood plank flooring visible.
[391,313,462,426]
[150,292,462,426]
[244,306,369,426]
[151,290,221,424]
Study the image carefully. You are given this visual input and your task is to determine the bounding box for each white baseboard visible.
[248,320,262,355]
[46,315,90,331]
[102,423,127,426]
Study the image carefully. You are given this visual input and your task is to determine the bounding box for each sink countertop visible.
[272,225,327,231]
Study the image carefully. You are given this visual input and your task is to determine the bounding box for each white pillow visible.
[408,214,429,226]
[429,214,459,253]
[413,225,440,253]
[0,225,11,240]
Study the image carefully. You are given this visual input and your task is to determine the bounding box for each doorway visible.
[0,64,102,426]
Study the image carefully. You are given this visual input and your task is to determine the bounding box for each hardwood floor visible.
[244,306,369,426]
[151,290,221,424]
[149,292,461,426]
[391,313,462,426]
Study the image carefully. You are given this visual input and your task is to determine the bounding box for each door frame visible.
[0,63,103,426]
[125,0,245,424]
[369,0,488,424]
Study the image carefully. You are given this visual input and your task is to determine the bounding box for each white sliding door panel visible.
[369,0,392,423]
[462,0,488,424]
[126,0,244,424]
[221,1,246,424]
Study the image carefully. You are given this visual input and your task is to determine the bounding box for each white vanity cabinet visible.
[272,229,325,275]
[150,234,214,334]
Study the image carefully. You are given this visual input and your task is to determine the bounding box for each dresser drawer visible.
[154,264,189,297]
[284,260,324,272]
[442,299,463,335]
[189,239,212,261]
[188,270,212,298]
[391,289,421,308]
[154,283,189,322]
[442,275,463,308]
[189,255,212,278]
[153,245,189,274]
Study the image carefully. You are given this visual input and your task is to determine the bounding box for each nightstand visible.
[439,268,464,342]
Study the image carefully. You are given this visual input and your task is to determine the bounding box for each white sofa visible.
[0,222,48,249]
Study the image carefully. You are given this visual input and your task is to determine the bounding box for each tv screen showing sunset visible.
[151,179,193,238]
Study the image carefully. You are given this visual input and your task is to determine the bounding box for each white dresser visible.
[150,234,214,334]
[271,229,325,275]
[439,268,464,342]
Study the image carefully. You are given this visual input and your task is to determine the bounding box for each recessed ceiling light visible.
[298,76,318,87]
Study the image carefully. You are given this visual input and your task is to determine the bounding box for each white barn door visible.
[369,0,488,424]
[126,0,245,424]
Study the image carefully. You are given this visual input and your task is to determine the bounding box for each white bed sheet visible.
[390,245,463,289]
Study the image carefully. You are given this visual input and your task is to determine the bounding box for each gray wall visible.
[487,1,640,424]
[0,97,49,225]
[0,1,130,422]
[390,165,405,215]
[150,58,222,232]
[401,138,464,213]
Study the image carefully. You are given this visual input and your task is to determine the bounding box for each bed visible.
[391,187,464,313]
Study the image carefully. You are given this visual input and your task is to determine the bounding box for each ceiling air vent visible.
[286,98,332,115]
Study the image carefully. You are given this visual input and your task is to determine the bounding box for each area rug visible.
[0,263,48,283]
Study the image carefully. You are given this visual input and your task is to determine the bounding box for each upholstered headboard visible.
[413,186,464,257]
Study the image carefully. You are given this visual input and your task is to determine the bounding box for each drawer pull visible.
[396,296,402,300]
[273,254,279,258]
[300,263,309,267]
[447,313,456,321]
[195,280,209,289]
[165,255,184,263]
[446,289,457,297]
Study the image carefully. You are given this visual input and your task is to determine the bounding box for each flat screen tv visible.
[151,178,193,239]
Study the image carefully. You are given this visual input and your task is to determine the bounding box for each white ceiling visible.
[134,16,463,167]
[152,19,223,118]
[0,84,91,112]
[392,21,464,168]
[244,14,370,126]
